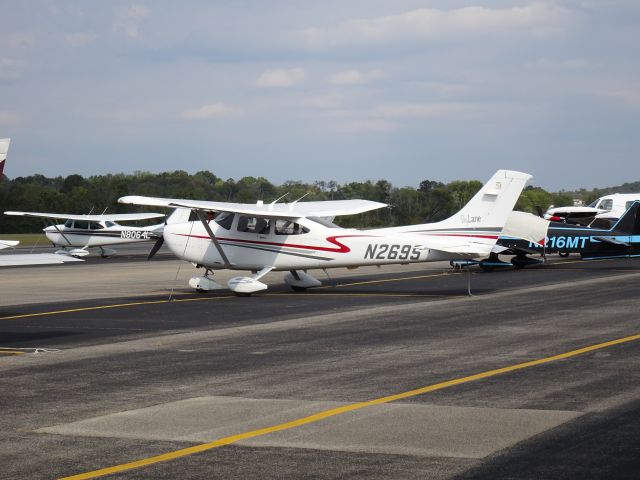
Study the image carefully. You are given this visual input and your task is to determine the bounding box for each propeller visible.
[147,235,164,260]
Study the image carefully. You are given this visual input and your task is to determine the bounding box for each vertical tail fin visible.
[433,169,532,232]
[611,201,640,234]
[0,138,10,179]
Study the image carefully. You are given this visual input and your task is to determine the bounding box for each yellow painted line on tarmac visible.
[0,348,25,356]
[59,332,640,480]
[0,295,233,321]
[0,272,455,322]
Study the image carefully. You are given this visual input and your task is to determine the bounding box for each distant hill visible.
[562,180,640,204]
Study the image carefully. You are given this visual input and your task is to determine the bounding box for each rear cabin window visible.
[625,200,638,210]
[105,221,116,228]
[64,219,74,228]
[598,199,613,211]
[308,216,339,228]
[89,222,104,230]
[214,212,235,230]
[236,216,271,234]
[274,220,309,235]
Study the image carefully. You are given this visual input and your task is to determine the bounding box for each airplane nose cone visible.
[162,223,188,255]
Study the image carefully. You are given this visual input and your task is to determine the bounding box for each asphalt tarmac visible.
[1,255,639,479]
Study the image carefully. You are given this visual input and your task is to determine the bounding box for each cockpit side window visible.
[625,200,638,210]
[64,219,74,228]
[214,212,235,230]
[237,216,271,234]
[274,220,310,235]
[74,220,89,230]
[89,222,104,230]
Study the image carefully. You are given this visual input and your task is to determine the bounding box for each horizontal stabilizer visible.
[502,211,549,246]
[424,238,495,257]
[592,236,629,246]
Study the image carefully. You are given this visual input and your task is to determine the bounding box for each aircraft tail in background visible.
[0,138,10,178]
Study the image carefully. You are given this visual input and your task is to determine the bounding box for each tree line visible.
[0,169,597,233]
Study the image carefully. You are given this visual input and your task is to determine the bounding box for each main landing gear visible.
[189,268,224,293]
[510,254,543,269]
[99,246,117,258]
[188,268,322,296]
[190,266,275,296]
[284,270,322,292]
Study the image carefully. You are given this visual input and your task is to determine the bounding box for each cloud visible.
[114,4,151,38]
[255,68,305,88]
[595,88,640,108]
[63,32,99,47]
[304,3,572,49]
[0,111,20,127]
[0,58,28,83]
[181,103,242,120]
[329,69,365,85]
[333,118,397,134]
[298,94,343,109]
[8,32,35,49]
[374,102,476,118]
[526,57,596,70]
[413,82,470,98]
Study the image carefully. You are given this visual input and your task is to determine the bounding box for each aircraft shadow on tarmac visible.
[1,330,84,344]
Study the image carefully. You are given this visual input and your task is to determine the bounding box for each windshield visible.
[214,212,235,230]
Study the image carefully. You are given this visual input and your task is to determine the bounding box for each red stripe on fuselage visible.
[174,234,374,253]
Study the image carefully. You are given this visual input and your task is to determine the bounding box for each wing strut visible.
[44,218,73,246]
[194,210,233,268]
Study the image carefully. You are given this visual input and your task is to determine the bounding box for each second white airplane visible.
[119,169,531,295]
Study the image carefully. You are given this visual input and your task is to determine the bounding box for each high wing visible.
[4,211,165,222]
[118,196,387,219]
[0,253,84,267]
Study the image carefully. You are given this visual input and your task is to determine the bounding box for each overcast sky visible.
[1,1,639,190]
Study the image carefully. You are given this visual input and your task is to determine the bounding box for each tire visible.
[291,286,307,292]
[511,258,526,269]
[233,292,252,297]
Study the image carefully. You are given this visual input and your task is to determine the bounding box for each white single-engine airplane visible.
[3,210,183,258]
[119,169,531,295]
